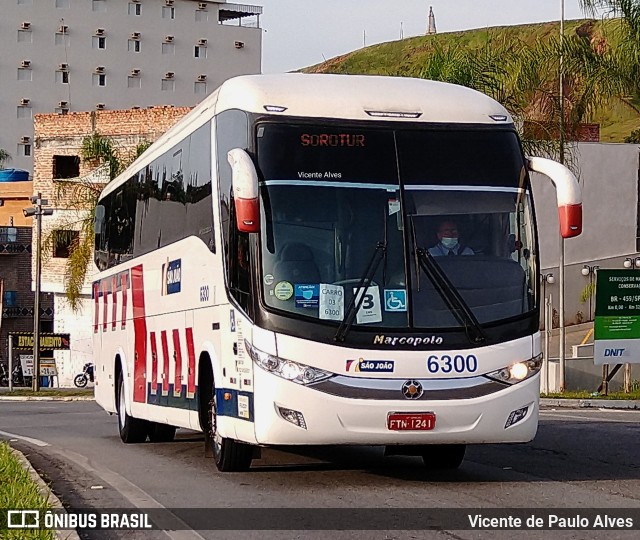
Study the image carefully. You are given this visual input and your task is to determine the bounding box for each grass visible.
[542,390,640,400]
[0,389,93,398]
[0,442,55,539]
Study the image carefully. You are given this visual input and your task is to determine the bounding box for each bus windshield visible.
[256,123,536,331]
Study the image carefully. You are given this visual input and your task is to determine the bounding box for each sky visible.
[257,1,603,73]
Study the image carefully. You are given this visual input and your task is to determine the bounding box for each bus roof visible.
[101,74,513,198]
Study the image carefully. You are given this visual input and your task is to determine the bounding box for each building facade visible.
[33,106,191,385]
[1,0,262,175]
[0,179,55,378]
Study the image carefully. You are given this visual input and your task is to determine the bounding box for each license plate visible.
[387,412,436,431]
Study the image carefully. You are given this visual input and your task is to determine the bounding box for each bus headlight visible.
[485,354,542,385]
[245,340,334,385]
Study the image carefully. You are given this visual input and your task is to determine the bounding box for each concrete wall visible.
[531,142,640,324]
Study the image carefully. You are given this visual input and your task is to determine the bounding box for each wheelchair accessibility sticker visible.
[384,289,407,312]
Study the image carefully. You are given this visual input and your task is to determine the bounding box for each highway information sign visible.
[594,269,640,365]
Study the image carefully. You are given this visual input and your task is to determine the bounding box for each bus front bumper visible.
[252,369,539,446]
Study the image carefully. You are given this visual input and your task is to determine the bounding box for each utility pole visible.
[23,193,53,392]
[558,0,567,392]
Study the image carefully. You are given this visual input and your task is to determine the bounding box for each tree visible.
[0,149,11,169]
[46,133,150,309]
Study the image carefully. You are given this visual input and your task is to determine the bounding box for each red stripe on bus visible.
[172,329,183,398]
[130,265,147,404]
[93,282,100,333]
[150,331,158,396]
[185,327,196,398]
[121,271,128,330]
[111,275,117,331]
[160,330,170,396]
[102,280,108,332]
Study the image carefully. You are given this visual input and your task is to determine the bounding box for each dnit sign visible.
[593,269,640,365]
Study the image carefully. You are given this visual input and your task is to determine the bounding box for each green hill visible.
[301,19,640,143]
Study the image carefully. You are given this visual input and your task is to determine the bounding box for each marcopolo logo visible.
[346,358,395,373]
[604,348,626,357]
[373,334,443,347]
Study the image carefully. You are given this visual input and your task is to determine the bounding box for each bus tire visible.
[421,444,466,469]
[148,422,177,443]
[208,395,253,472]
[116,373,150,443]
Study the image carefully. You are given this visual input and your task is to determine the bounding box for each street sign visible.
[594,269,640,364]
[19,355,58,377]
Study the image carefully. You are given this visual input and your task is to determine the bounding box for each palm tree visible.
[0,148,11,169]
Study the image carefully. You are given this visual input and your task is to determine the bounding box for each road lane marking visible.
[0,429,50,447]
[540,411,639,423]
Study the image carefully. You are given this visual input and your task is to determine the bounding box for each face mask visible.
[441,237,458,250]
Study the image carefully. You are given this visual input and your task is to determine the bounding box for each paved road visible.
[1,401,639,539]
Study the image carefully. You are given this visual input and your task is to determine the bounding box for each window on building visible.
[162,6,175,19]
[194,45,207,58]
[17,30,33,43]
[92,36,106,49]
[93,73,106,86]
[128,39,141,52]
[162,42,175,55]
[55,0,70,7]
[128,2,142,15]
[55,33,70,46]
[20,144,31,157]
[0,227,17,243]
[18,0,33,5]
[128,76,142,88]
[55,70,69,84]
[195,10,209,23]
[92,0,106,12]
[53,155,80,179]
[161,78,175,92]
[17,106,32,119]
[18,68,32,81]
[194,81,207,95]
[53,230,79,258]
[3,291,18,307]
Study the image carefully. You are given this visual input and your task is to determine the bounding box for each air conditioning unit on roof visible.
[20,60,31,68]
[20,136,30,144]
[198,3,208,10]
[234,41,244,49]
[130,32,140,39]
[164,71,174,79]
[58,101,68,108]
[96,103,105,110]
[58,63,68,70]
[165,35,174,42]
[58,25,68,33]
[20,98,30,106]
[95,28,105,36]
[21,22,31,30]
[166,0,174,5]
[130,68,140,76]
[197,38,207,46]
[197,74,207,82]
[94,66,105,73]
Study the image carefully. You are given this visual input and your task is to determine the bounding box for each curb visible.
[10,447,82,540]
[540,398,640,410]
[0,396,94,402]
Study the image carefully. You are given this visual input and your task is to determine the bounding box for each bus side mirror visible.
[94,204,105,232]
[527,157,582,239]
[228,148,260,233]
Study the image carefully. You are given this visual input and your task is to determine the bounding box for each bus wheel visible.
[116,373,150,443]
[208,396,253,472]
[421,444,466,469]
[148,422,177,443]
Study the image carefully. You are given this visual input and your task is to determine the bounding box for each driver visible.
[428,219,474,257]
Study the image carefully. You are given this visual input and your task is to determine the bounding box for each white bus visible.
[93,74,582,471]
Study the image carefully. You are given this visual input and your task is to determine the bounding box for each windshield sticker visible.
[388,199,400,215]
[274,281,294,301]
[319,284,344,321]
[354,285,382,325]
[264,274,274,286]
[346,358,395,373]
[295,284,320,308]
[384,289,407,312]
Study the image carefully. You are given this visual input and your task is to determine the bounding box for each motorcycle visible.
[0,364,9,387]
[74,363,94,388]
[12,363,32,387]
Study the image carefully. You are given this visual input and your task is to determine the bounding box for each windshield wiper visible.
[414,246,486,346]
[334,241,387,343]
